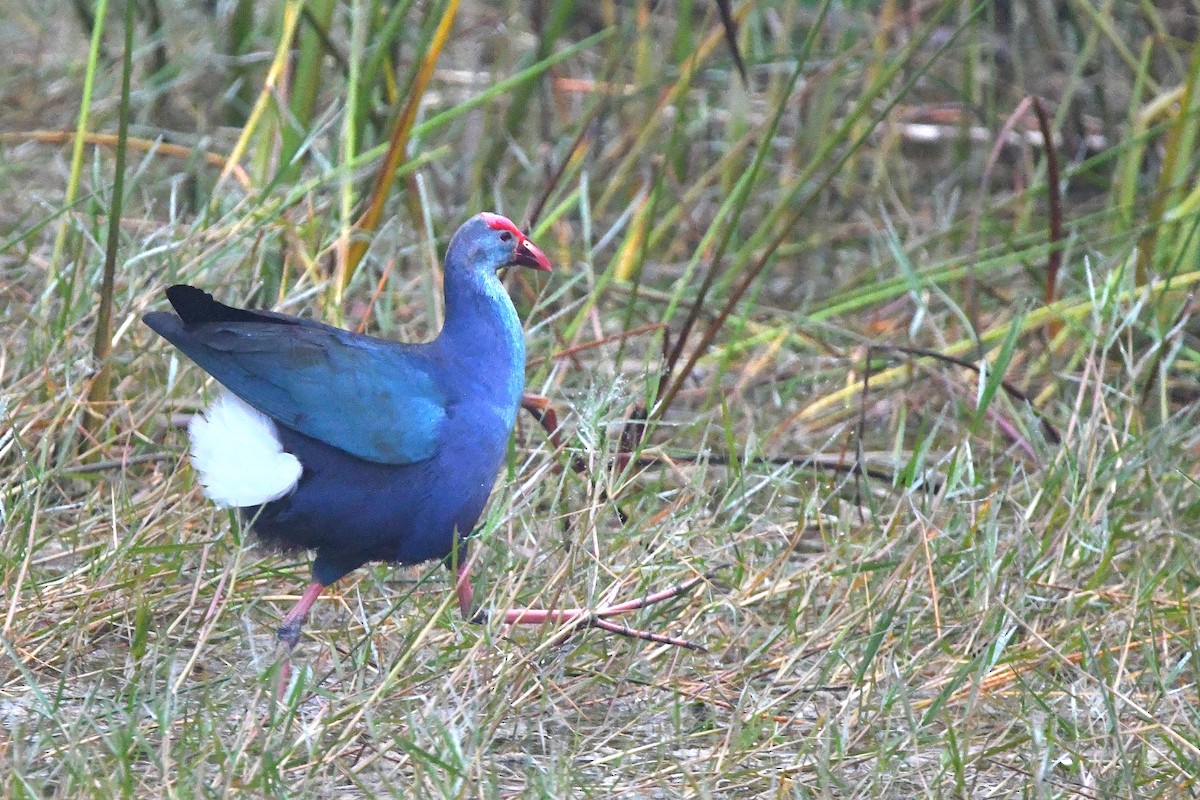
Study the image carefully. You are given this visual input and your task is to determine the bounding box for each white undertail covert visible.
[187,391,302,508]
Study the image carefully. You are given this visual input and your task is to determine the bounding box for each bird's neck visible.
[437,269,526,410]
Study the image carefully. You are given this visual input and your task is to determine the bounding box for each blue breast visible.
[245,273,527,585]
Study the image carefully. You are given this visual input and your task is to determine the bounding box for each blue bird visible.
[145,213,706,687]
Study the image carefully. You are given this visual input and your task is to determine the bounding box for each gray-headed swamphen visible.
[144,213,707,688]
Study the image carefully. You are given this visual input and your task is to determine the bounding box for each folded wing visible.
[144,285,447,465]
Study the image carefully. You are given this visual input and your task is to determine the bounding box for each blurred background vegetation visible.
[3,1,1200,796]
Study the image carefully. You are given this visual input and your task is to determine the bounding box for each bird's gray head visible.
[447,213,552,276]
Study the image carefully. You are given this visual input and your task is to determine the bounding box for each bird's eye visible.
[499,231,513,242]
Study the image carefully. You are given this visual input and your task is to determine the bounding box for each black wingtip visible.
[164,284,218,324]
[162,284,268,326]
[164,283,206,308]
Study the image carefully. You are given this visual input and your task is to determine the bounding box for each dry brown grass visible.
[4,1,1200,797]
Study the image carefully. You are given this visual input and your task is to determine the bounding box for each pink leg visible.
[455,559,715,650]
[273,580,325,699]
[520,393,563,448]
[521,393,587,475]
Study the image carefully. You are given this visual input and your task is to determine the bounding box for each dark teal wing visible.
[144,287,446,465]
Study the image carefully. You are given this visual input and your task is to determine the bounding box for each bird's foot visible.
[270,642,295,705]
[467,566,726,651]
[268,581,326,703]
[520,393,588,474]
[276,619,303,650]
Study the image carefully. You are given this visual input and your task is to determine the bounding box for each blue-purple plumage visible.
[144,214,551,586]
